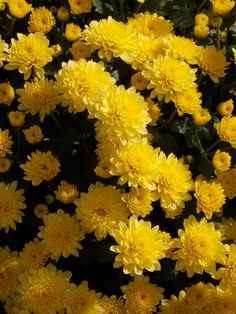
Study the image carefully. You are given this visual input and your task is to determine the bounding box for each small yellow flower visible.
[216,168,236,199]
[51,44,63,57]
[0,128,13,157]
[8,111,25,127]
[64,23,81,41]
[34,204,49,219]
[68,0,92,14]
[0,82,14,105]
[192,107,211,126]
[69,40,94,60]
[0,0,6,10]
[213,149,231,172]
[7,0,31,18]
[214,116,236,148]
[131,72,149,90]
[185,282,214,310]
[57,6,70,22]
[28,7,55,33]
[173,88,202,116]
[146,98,163,126]
[20,238,48,270]
[212,0,235,16]
[217,99,234,116]
[0,157,11,173]
[23,125,44,144]
[194,24,209,38]
[54,180,79,204]
[195,13,209,25]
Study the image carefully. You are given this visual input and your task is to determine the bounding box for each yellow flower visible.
[159,291,191,314]
[214,116,236,148]
[7,0,31,18]
[121,276,164,313]
[0,36,8,67]
[34,203,49,219]
[163,206,184,219]
[131,72,149,90]
[213,149,231,172]
[233,48,236,64]
[204,286,236,314]
[217,99,234,116]
[195,13,209,25]
[68,0,92,14]
[38,209,84,261]
[8,111,25,127]
[99,295,125,314]
[54,180,79,204]
[110,141,160,190]
[69,40,94,60]
[0,181,26,232]
[216,218,236,243]
[0,157,11,173]
[0,0,6,10]
[0,128,13,157]
[110,215,168,276]
[173,88,202,116]
[20,238,48,270]
[75,182,128,241]
[23,125,44,144]
[0,82,14,105]
[20,150,61,186]
[197,46,229,83]
[185,282,214,310]
[194,24,209,38]
[216,168,236,199]
[17,78,60,122]
[64,23,81,41]
[55,59,115,113]
[5,32,54,80]
[213,0,235,16]
[17,264,71,314]
[194,180,226,219]
[28,7,55,34]
[57,6,70,22]
[142,56,197,102]
[145,98,163,126]
[51,44,62,57]
[153,151,194,210]
[172,215,226,277]
[192,107,211,126]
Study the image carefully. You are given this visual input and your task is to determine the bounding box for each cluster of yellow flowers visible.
[0,0,236,312]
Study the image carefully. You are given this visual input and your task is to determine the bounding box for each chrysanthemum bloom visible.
[173,88,202,116]
[23,125,44,144]
[172,215,226,277]
[159,291,193,314]
[55,59,115,113]
[81,16,137,63]
[142,56,197,102]
[153,152,194,210]
[69,40,94,60]
[64,23,81,42]
[21,150,60,186]
[0,158,11,173]
[217,99,234,116]
[57,6,70,22]
[110,215,168,275]
[0,36,8,67]
[68,0,92,14]
[184,282,214,311]
[34,203,49,219]
[5,32,54,80]
[213,150,231,172]
[212,0,235,16]
[194,24,209,38]
[0,82,15,107]
[28,7,55,33]
[195,13,209,25]
[121,276,164,313]
[20,238,48,270]
[17,264,71,314]
[64,281,103,314]
[146,98,163,126]
[194,180,226,219]
[214,116,236,148]
[17,77,60,122]
[75,182,129,241]
[0,0,6,10]
[192,107,211,126]
[54,180,79,204]
[204,286,236,313]
[8,111,25,127]
[131,72,149,90]
[163,206,184,219]
[7,0,31,18]
[197,46,229,83]
[0,128,13,157]
[110,141,160,190]
[99,295,126,314]
[216,218,236,244]
[216,168,236,199]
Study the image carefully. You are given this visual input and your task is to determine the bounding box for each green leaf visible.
[170,8,193,30]
[92,0,114,15]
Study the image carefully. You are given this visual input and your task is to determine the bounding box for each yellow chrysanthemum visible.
[0,128,13,157]
[173,88,202,116]
[142,56,197,102]
[184,282,214,310]
[214,116,236,148]
[38,209,84,261]
[146,98,163,126]
[7,0,31,18]
[20,238,48,270]
[172,215,226,277]
[110,215,168,276]
[0,181,26,232]
[213,0,235,16]
[17,77,60,122]
[57,6,70,22]
[28,6,55,33]
[34,203,49,219]
[5,32,54,80]
[17,264,71,314]
[68,0,92,14]
[69,40,94,60]
[216,168,236,199]
[75,182,129,241]
[204,286,236,314]
[216,218,236,244]
[153,151,194,210]
[121,276,164,314]
[197,46,229,83]
[131,72,149,90]
[163,206,184,219]
[0,36,8,67]
[8,111,25,127]
[159,291,191,314]
[55,59,115,113]
[217,99,234,116]
[54,180,79,204]
[64,23,81,42]
[194,24,209,38]
[213,149,231,172]
[195,13,209,25]
[0,157,11,173]
[194,180,226,219]
[192,107,211,126]
[0,82,14,105]
[64,281,102,314]
[81,16,137,63]
[23,125,44,144]
[0,0,6,10]
[99,295,125,314]
[21,150,60,186]
[110,141,160,190]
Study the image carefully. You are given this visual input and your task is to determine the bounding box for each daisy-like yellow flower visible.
[142,56,197,102]
[55,59,115,113]
[20,150,60,186]
[99,295,125,314]
[0,157,11,173]
[17,264,71,314]
[68,0,92,14]
[28,7,55,34]
[131,72,149,90]
[217,99,234,116]
[195,13,209,25]
[34,203,49,219]
[192,107,211,126]
[57,6,70,22]
[159,291,193,314]
[7,0,31,18]
[38,209,84,261]
[194,180,226,219]
[64,23,81,42]
[0,36,8,67]
[8,111,25,127]
[213,149,231,172]
[204,286,236,313]
[75,182,129,241]
[121,276,164,313]
[184,282,214,311]
[0,82,14,105]
[163,205,184,219]
[146,98,163,126]
[212,0,235,16]
[197,46,229,83]
[69,40,94,60]
[110,215,169,276]
[0,181,26,232]
[5,32,54,80]
[17,78,60,122]
[216,168,236,199]
[173,88,202,116]
[172,215,226,277]
[0,128,13,157]
[23,125,44,144]
[194,24,209,38]
[54,180,79,204]
[214,116,236,148]
[217,218,236,244]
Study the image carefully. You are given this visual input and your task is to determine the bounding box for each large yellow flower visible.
[204,286,236,314]
[212,0,235,16]
[0,181,26,232]
[20,238,48,270]
[75,182,129,241]
[28,6,56,33]
[17,77,60,122]
[0,128,13,157]
[7,0,31,18]
[55,59,115,113]
[110,215,169,276]
[142,56,197,102]
[5,32,54,80]
[214,116,236,148]
[68,0,92,14]
[172,215,226,277]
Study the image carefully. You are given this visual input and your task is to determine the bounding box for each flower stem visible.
[205,139,221,153]
[8,17,16,38]
[197,0,208,12]
[51,111,64,136]
[135,3,143,13]
[157,109,177,130]
[216,17,221,50]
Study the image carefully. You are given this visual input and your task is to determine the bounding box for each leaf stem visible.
[156,109,177,130]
